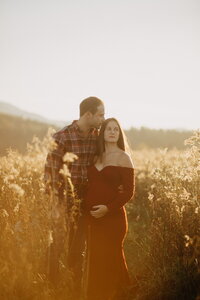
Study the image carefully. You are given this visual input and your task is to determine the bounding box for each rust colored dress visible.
[84,165,135,300]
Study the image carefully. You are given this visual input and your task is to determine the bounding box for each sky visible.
[0,0,200,130]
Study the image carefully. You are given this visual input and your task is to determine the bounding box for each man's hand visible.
[90,205,108,218]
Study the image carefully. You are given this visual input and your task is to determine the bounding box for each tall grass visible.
[0,129,199,299]
[125,130,200,300]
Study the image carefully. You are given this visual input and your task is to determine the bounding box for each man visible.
[44,96,105,296]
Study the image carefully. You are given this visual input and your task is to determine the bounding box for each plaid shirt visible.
[44,120,98,197]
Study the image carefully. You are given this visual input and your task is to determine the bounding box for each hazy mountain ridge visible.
[0,101,66,128]
[0,113,58,155]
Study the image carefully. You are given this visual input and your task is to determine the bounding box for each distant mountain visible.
[0,113,56,155]
[0,101,67,128]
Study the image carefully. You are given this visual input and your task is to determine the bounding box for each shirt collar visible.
[72,120,96,135]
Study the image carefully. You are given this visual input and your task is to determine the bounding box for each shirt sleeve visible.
[106,168,135,212]
[44,132,66,198]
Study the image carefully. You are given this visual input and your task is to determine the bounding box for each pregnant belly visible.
[84,183,116,210]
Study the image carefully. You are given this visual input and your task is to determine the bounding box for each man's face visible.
[90,104,105,129]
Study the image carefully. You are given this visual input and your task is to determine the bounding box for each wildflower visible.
[3,175,15,184]
[48,230,53,246]
[136,215,140,221]
[148,192,154,201]
[182,175,193,182]
[184,235,193,247]
[180,188,191,201]
[62,152,78,163]
[159,148,168,155]
[9,183,25,197]
[13,203,20,213]
[180,205,185,212]
[0,209,9,218]
[59,164,71,177]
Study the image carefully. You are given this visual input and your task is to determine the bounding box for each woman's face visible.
[104,120,120,143]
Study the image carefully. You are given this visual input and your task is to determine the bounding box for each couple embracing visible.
[45,96,135,300]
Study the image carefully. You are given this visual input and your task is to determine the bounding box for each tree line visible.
[0,113,193,155]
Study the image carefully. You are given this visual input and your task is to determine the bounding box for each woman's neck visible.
[104,143,119,154]
[96,144,121,165]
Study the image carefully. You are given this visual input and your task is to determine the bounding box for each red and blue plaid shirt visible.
[44,120,98,197]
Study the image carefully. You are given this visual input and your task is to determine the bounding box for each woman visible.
[84,118,135,300]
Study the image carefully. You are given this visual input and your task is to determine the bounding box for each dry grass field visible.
[0,129,199,300]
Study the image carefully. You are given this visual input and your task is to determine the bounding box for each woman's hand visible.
[90,205,108,218]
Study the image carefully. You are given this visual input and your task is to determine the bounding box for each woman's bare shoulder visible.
[118,152,134,168]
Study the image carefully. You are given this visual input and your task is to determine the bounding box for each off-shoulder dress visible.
[84,165,135,300]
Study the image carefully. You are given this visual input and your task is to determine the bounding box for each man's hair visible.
[80,96,104,117]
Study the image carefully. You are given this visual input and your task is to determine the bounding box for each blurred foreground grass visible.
[0,129,199,300]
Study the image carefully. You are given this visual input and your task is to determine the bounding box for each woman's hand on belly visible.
[90,205,108,218]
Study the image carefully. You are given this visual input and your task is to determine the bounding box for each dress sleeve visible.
[106,168,135,212]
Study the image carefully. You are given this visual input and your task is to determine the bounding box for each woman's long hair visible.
[96,118,130,162]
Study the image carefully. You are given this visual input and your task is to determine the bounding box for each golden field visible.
[0,129,199,300]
